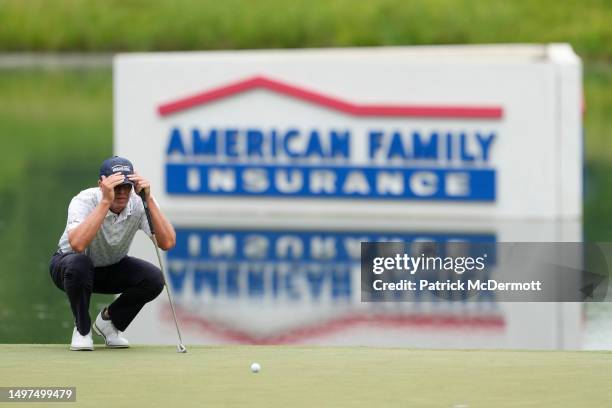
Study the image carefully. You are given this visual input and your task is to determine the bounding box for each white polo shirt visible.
[57,187,153,267]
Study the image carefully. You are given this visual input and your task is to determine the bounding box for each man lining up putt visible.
[49,156,176,351]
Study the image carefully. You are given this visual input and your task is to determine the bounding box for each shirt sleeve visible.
[139,212,153,237]
[66,192,96,232]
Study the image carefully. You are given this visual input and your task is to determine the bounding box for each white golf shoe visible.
[70,327,94,351]
[93,310,130,348]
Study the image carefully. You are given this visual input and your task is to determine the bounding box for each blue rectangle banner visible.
[166,163,495,201]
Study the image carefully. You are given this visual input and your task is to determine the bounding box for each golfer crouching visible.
[49,156,176,351]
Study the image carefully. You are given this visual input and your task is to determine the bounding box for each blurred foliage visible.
[0,0,611,61]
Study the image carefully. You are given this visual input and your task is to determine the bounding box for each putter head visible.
[177,344,187,353]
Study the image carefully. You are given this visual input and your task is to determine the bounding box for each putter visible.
[139,190,187,353]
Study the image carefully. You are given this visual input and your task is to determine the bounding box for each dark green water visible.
[1,67,611,346]
[0,158,115,343]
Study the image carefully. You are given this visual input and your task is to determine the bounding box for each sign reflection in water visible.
[125,220,581,349]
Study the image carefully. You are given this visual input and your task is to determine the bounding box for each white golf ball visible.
[250,362,261,373]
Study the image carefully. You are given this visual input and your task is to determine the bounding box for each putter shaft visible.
[151,234,186,350]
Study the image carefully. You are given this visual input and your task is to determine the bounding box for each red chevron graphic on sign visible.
[158,76,503,119]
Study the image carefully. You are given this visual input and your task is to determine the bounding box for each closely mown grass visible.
[1,0,612,60]
[2,345,612,407]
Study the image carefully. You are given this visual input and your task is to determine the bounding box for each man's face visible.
[111,183,132,213]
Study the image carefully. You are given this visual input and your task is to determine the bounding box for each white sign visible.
[116,45,583,348]
[114,44,582,220]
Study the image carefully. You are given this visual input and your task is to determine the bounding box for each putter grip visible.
[139,190,156,235]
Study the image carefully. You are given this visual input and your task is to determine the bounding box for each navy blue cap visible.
[99,156,135,186]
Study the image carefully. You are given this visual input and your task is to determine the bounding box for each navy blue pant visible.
[49,252,164,335]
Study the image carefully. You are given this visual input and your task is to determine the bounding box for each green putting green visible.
[1,345,611,407]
